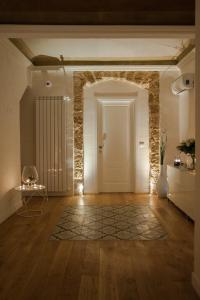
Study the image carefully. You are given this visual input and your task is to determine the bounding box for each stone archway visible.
[73,71,160,192]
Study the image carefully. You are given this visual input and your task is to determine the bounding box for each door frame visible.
[97,98,135,193]
[84,83,150,194]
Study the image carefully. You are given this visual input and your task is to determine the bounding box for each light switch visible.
[139,141,145,148]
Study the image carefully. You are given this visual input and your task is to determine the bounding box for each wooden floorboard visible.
[0,193,199,300]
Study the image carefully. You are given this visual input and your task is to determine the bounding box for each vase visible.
[156,165,169,198]
[186,154,196,170]
[22,166,39,186]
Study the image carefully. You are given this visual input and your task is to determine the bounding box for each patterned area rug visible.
[50,204,167,240]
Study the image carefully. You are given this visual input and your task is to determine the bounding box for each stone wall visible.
[73,71,160,191]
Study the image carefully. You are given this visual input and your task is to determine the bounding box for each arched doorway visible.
[73,71,160,193]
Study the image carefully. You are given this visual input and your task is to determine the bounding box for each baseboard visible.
[0,193,22,224]
[0,201,22,224]
[47,191,73,197]
[192,272,200,297]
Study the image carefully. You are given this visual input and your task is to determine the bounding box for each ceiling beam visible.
[9,38,34,63]
[32,59,177,66]
[176,43,195,63]
[1,25,195,39]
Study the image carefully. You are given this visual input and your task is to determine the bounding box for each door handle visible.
[99,133,106,152]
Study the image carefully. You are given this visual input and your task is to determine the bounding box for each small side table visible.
[15,184,48,217]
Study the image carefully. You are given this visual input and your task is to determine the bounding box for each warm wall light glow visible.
[150,180,155,194]
[78,183,84,195]
[79,196,85,205]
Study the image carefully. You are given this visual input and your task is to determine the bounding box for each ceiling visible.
[23,38,191,61]
[10,38,194,66]
[0,0,195,25]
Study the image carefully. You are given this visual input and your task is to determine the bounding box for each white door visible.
[98,100,134,192]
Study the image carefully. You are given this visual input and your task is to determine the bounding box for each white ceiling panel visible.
[23,38,191,61]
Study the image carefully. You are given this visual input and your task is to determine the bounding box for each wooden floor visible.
[0,193,199,300]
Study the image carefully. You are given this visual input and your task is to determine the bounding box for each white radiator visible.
[36,97,67,193]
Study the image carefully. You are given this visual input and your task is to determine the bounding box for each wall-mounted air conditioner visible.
[171,73,194,95]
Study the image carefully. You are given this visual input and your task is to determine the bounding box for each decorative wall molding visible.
[30,64,179,72]
[177,48,195,70]
[73,71,160,191]
[176,44,195,64]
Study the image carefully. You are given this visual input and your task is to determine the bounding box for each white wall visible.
[160,69,180,165]
[159,52,195,167]
[84,79,149,193]
[193,0,200,296]
[24,65,195,197]
[178,51,195,142]
[31,67,72,97]
[0,39,30,223]
[20,87,35,167]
